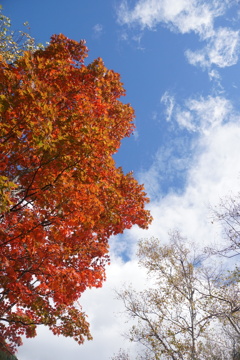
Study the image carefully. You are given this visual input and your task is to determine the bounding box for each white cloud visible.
[161,91,175,122]
[117,0,226,35]
[208,68,222,85]
[175,95,234,134]
[133,94,240,248]
[147,124,240,263]
[117,0,240,70]
[186,27,240,68]
[93,23,103,38]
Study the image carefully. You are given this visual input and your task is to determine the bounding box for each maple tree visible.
[0,33,152,353]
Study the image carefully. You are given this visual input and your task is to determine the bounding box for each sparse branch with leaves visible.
[0,6,43,63]
[209,193,240,258]
[115,232,240,360]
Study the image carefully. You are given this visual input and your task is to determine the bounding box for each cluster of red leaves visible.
[0,34,152,353]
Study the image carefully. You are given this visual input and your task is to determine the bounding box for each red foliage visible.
[0,34,152,352]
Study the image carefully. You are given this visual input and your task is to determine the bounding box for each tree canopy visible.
[0,33,152,353]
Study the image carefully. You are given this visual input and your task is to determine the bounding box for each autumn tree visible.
[0,34,152,353]
[115,232,240,360]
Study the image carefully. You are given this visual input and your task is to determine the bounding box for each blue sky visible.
[2,0,240,359]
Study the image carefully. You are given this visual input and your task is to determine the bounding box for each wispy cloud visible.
[117,0,240,70]
[92,23,104,38]
[136,94,240,251]
[175,95,234,133]
[185,27,240,68]
[117,0,226,35]
[161,91,175,122]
